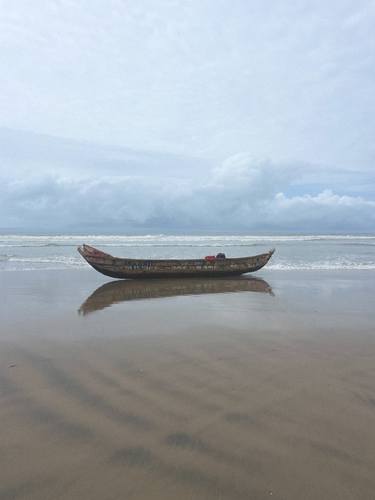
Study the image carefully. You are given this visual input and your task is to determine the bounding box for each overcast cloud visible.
[0,0,374,233]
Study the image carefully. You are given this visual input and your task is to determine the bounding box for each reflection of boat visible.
[77,244,275,279]
[78,277,273,315]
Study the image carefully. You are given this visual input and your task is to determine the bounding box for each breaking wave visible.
[268,261,375,270]
[0,234,374,248]
[0,253,12,261]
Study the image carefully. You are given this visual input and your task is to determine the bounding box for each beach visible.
[1,268,375,499]
[2,0,375,496]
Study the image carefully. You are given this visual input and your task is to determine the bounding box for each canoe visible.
[78,244,275,279]
[79,276,273,315]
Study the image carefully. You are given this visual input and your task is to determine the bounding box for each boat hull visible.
[78,244,275,279]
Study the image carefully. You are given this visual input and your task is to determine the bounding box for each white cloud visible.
[1,154,374,233]
[0,0,374,169]
[271,190,375,230]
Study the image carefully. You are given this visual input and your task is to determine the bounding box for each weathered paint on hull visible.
[90,264,267,279]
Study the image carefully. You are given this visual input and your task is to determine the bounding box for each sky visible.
[0,0,374,233]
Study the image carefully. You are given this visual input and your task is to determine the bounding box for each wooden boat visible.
[79,277,273,315]
[78,244,275,279]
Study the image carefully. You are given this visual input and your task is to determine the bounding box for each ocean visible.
[1,234,374,272]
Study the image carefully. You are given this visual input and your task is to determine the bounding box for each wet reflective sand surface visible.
[1,270,375,499]
[78,276,273,315]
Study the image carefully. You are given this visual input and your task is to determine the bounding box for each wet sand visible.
[1,269,375,499]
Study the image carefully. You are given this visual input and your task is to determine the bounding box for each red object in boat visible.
[205,255,216,261]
